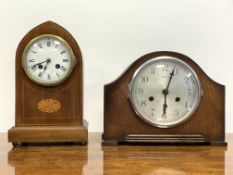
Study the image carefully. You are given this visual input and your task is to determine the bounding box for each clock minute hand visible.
[31,60,49,69]
[165,65,176,92]
[162,66,176,117]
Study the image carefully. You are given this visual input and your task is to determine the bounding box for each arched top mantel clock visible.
[8,21,88,146]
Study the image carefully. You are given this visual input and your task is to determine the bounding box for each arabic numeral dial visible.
[129,57,202,128]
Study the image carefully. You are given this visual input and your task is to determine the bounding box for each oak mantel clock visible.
[8,21,88,146]
[103,51,226,146]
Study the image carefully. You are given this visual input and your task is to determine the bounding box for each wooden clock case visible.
[8,21,88,145]
[103,51,226,146]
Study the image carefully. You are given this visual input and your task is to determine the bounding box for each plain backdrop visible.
[0,0,233,133]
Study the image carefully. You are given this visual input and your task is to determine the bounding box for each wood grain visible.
[8,21,87,144]
[8,126,87,144]
[1,133,233,175]
[103,51,226,145]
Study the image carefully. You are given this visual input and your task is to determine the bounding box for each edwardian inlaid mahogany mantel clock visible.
[103,51,227,146]
[8,21,88,146]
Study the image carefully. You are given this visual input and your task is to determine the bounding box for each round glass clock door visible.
[128,56,202,128]
[22,34,76,86]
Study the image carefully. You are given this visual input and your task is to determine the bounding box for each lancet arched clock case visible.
[8,21,88,145]
[103,51,226,146]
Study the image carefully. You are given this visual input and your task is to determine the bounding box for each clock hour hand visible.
[162,97,168,118]
[41,58,51,77]
[162,65,176,117]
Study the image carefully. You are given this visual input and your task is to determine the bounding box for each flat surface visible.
[0,133,232,175]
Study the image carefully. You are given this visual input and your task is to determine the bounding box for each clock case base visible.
[8,125,88,145]
[102,134,227,146]
[103,51,227,146]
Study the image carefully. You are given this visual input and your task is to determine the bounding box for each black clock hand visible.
[31,60,49,69]
[41,58,51,77]
[162,96,168,118]
[162,66,176,117]
[164,65,176,93]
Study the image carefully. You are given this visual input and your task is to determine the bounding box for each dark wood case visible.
[8,21,87,145]
[103,51,226,146]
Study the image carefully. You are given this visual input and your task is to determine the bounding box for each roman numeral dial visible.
[22,34,76,86]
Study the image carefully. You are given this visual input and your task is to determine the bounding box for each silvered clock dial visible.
[22,34,76,86]
[128,56,202,128]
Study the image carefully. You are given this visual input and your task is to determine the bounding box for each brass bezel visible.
[22,34,77,86]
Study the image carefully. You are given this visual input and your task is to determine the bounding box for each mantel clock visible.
[8,21,88,146]
[103,51,226,146]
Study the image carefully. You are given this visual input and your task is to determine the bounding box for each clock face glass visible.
[129,56,202,128]
[22,34,76,86]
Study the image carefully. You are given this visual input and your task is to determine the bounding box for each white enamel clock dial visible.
[22,34,76,86]
[128,56,202,128]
